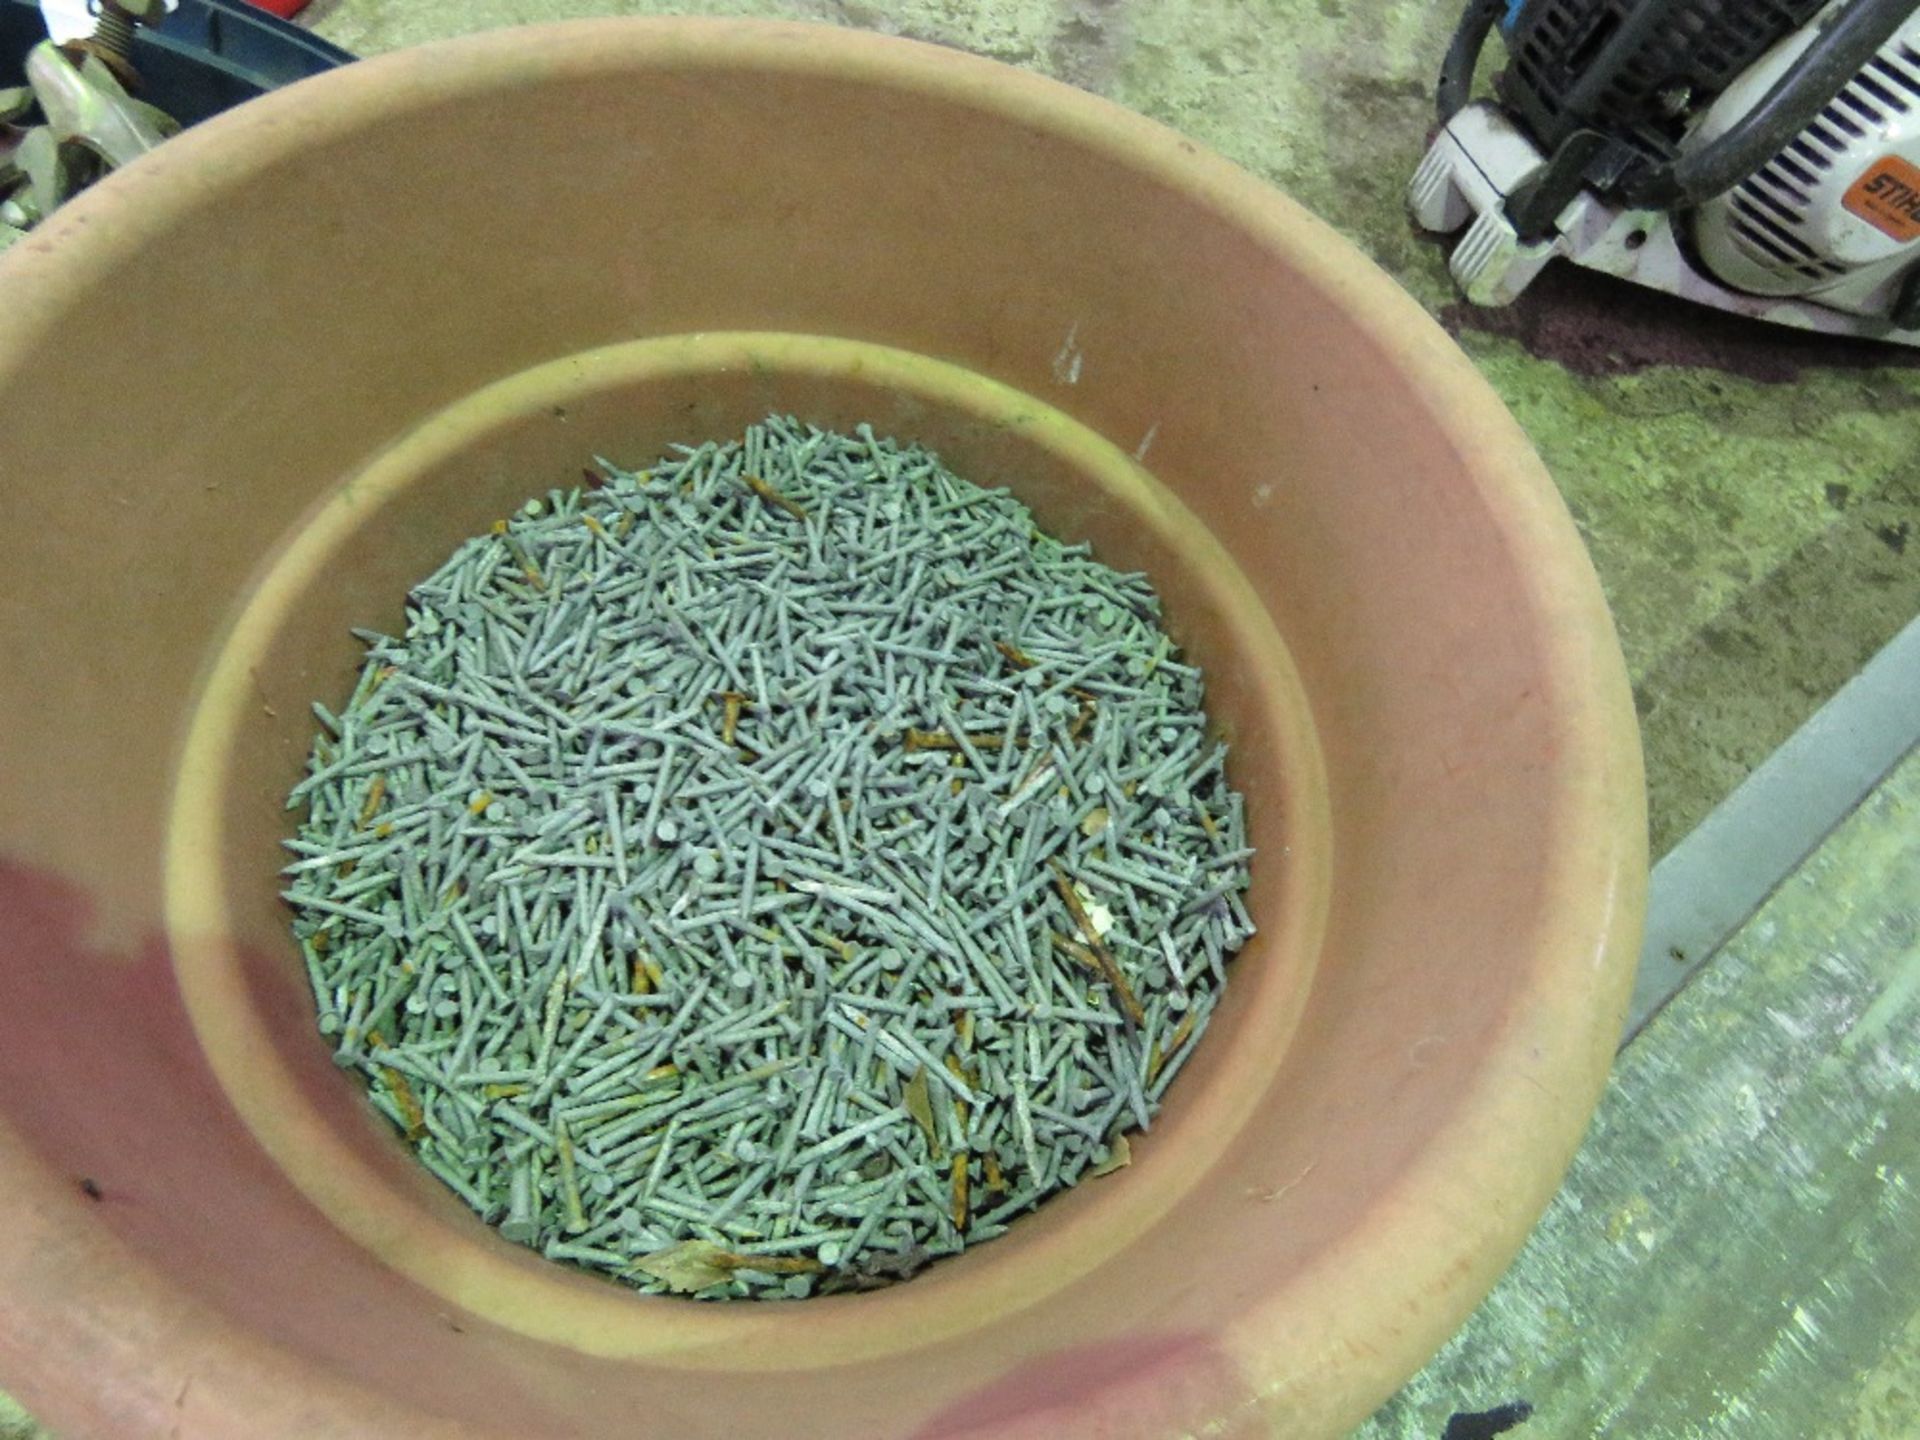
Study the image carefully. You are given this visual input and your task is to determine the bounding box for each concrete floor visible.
[3,1,1916,1436]
[1362,744,1920,1439]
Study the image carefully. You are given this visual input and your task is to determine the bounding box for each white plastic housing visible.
[1693,5,1920,311]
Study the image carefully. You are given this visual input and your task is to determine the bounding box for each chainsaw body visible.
[1412,0,1920,345]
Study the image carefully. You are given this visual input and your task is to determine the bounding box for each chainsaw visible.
[1411,0,1920,346]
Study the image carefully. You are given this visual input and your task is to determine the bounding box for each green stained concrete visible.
[0,1392,36,1440]
[1470,348,1920,850]
[306,0,1062,69]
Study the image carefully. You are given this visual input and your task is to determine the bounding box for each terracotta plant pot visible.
[0,19,1644,1439]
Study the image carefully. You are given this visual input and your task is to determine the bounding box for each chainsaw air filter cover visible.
[1693,10,1920,305]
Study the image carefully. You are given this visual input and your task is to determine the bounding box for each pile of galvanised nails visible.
[284,419,1254,1298]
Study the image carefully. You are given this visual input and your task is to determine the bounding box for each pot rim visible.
[0,17,1646,1438]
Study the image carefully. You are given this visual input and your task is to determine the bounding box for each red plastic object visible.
[243,0,309,17]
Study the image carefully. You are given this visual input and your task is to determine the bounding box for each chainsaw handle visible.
[1436,0,1505,126]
